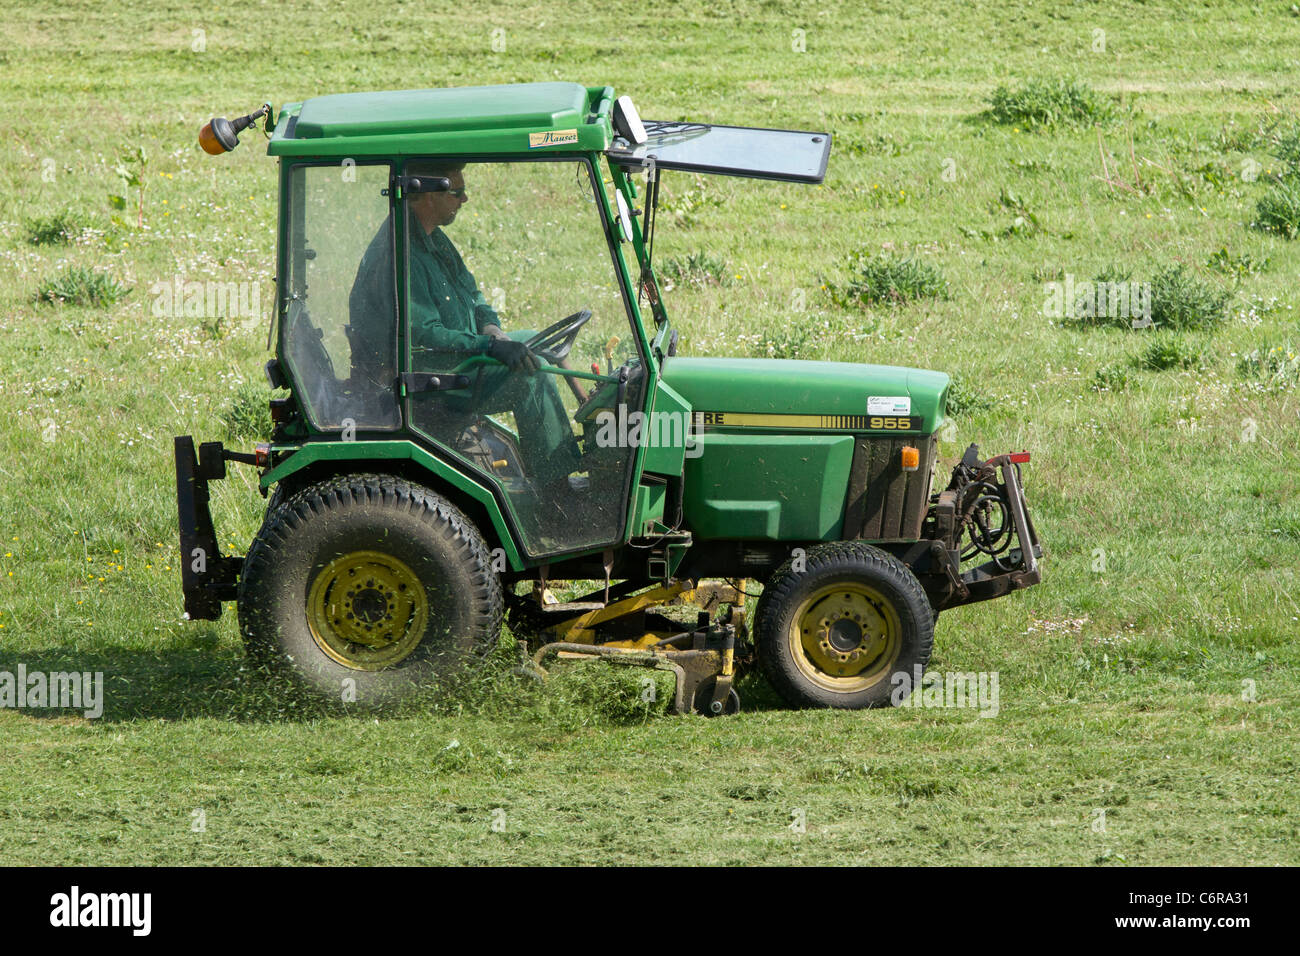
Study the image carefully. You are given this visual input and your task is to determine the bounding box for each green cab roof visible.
[268,82,614,157]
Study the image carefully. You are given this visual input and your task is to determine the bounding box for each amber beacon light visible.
[199,104,273,155]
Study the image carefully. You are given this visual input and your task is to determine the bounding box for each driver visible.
[349,161,583,492]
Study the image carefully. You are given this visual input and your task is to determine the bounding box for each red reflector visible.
[254,443,271,468]
[1009,451,1031,464]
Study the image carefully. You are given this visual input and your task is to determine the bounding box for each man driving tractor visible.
[348,161,585,494]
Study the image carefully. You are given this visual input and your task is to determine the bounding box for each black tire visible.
[755,541,933,709]
[253,482,287,536]
[238,473,503,706]
[693,679,741,716]
[263,482,286,518]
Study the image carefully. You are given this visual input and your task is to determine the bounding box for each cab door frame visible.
[394,152,656,564]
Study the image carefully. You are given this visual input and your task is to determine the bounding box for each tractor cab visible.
[277,145,646,555]
[262,83,832,559]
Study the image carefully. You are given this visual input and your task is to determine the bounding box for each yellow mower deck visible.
[526,580,749,715]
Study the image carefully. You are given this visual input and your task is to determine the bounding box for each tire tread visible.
[238,472,503,695]
[755,541,934,709]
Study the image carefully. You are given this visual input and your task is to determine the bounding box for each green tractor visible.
[177,83,1041,714]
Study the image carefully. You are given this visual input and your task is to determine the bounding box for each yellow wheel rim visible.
[788,582,902,693]
[306,550,428,671]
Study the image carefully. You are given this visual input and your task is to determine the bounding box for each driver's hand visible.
[481,324,511,342]
[487,337,539,373]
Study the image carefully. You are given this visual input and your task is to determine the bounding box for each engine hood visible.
[660,356,949,433]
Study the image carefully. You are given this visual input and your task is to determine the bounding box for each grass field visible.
[1,0,1297,865]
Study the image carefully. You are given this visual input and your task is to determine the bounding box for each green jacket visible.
[348,214,499,374]
[408,220,500,359]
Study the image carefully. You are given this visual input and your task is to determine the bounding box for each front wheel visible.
[238,473,503,706]
[755,542,933,709]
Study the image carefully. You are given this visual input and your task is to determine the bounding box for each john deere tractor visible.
[177,83,1041,714]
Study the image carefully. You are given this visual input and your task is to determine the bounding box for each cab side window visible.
[283,163,399,430]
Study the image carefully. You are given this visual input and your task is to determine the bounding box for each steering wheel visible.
[524,308,592,363]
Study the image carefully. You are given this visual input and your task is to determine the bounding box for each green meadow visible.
[0,0,1296,864]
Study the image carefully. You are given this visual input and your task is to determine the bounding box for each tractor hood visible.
[661,357,949,434]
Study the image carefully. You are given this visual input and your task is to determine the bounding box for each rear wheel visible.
[755,542,933,709]
[238,473,503,705]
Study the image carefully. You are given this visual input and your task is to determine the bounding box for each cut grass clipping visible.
[34,266,130,307]
[831,251,949,307]
[987,77,1115,129]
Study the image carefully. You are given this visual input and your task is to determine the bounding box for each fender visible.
[261,439,526,571]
